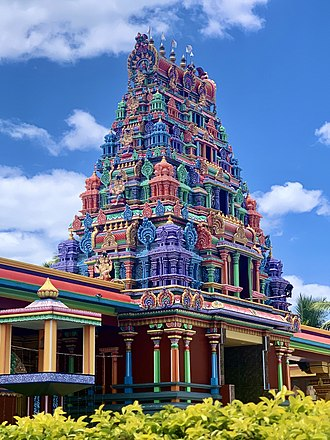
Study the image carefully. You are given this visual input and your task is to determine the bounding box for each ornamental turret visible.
[80,171,101,214]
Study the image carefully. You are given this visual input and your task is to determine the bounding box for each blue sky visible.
[0,0,329,303]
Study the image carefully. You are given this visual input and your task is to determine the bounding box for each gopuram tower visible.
[54,32,292,313]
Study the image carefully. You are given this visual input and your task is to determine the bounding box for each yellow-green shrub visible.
[2,388,330,439]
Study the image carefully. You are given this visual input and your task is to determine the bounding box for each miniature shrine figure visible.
[94,254,113,280]
[110,174,126,205]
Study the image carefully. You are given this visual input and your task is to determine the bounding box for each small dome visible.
[153,118,167,132]
[152,90,164,101]
[245,194,257,211]
[117,100,126,109]
[85,171,101,190]
[37,278,59,299]
[154,156,174,177]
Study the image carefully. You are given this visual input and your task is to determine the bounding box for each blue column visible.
[120,330,137,400]
[207,333,220,395]
[124,348,133,393]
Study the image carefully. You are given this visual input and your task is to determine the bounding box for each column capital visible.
[232,252,240,264]
[220,250,229,261]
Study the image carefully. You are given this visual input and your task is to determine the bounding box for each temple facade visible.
[1,33,329,420]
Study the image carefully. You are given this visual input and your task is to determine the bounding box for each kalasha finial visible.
[167,214,174,224]
[37,278,59,299]
[159,42,165,57]
[180,54,186,68]
[170,48,176,63]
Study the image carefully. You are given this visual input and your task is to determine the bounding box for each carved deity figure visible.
[110,171,127,204]
[94,254,113,280]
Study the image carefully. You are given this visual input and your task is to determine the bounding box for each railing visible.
[64,382,221,416]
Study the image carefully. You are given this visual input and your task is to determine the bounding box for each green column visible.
[148,328,163,403]
[275,342,284,391]
[153,344,161,392]
[277,354,283,390]
[247,257,253,299]
[260,279,266,294]
[230,193,235,216]
[205,185,212,209]
[233,252,240,296]
[113,260,120,279]
[183,330,195,403]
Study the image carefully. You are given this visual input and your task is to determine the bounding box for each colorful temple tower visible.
[50,33,299,410]
[59,32,276,299]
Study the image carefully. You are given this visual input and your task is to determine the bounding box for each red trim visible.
[0,268,132,304]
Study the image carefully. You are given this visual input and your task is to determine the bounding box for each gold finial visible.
[167,214,173,224]
[37,278,59,299]
[68,230,74,240]
[269,246,273,258]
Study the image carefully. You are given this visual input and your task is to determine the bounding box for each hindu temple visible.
[0,33,329,420]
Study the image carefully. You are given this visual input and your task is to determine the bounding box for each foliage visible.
[3,389,330,439]
[42,254,59,268]
[310,300,330,329]
[294,293,328,328]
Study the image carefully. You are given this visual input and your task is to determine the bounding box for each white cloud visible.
[0,166,86,264]
[255,182,326,217]
[253,182,330,234]
[185,0,268,37]
[315,121,330,146]
[286,275,330,307]
[0,109,108,155]
[61,110,108,153]
[0,0,269,62]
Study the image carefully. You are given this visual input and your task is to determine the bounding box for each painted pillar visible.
[247,256,253,299]
[229,193,235,216]
[120,330,137,394]
[183,330,195,397]
[253,260,261,293]
[43,320,57,372]
[205,185,212,209]
[83,325,96,375]
[113,260,121,279]
[110,348,120,394]
[206,331,220,395]
[260,279,266,295]
[165,327,183,401]
[0,323,11,374]
[124,260,134,289]
[283,348,293,390]
[275,343,285,390]
[220,250,229,295]
[232,252,240,297]
[147,328,163,393]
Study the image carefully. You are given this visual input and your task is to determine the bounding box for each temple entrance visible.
[223,331,265,403]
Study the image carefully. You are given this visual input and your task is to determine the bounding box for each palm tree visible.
[313,300,330,330]
[294,294,328,328]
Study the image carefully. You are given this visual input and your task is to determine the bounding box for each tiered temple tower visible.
[54,32,291,312]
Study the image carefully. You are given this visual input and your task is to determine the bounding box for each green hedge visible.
[1,387,330,439]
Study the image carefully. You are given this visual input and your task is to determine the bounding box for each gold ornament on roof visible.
[233,225,248,245]
[126,221,138,246]
[37,278,59,299]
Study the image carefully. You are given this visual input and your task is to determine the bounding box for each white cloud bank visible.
[0,166,86,264]
[0,0,269,62]
[0,110,108,155]
[315,121,330,146]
